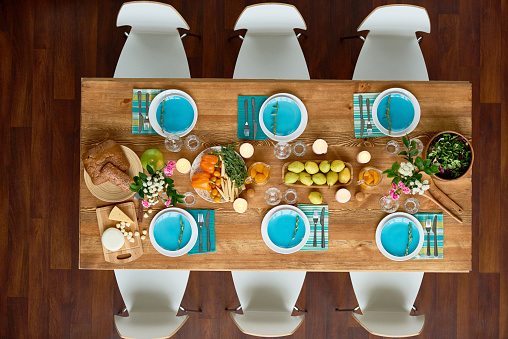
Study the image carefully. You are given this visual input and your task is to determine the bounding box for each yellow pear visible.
[284,172,299,184]
[338,167,351,184]
[331,160,345,172]
[299,172,313,186]
[308,191,323,204]
[305,161,319,175]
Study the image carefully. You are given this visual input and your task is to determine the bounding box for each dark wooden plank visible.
[53,0,76,100]
[438,14,459,80]
[479,0,501,103]
[478,273,500,338]
[7,297,28,338]
[459,0,480,67]
[49,270,72,339]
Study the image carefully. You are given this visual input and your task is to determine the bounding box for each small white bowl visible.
[372,88,420,137]
[375,212,424,261]
[261,205,310,254]
[149,207,198,257]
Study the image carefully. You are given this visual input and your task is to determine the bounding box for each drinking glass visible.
[274,142,291,159]
[357,167,383,190]
[283,189,298,204]
[165,134,183,152]
[385,140,401,155]
[404,197,420,214]
[292,141,307,156]
[184,135,201,151]
[407,138,424,156]
[264,187,282,206]
[379,196,399,213]
[182,192,196,207]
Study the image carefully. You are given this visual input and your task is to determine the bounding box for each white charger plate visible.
[148,89,198,137]
[375,212,424,261]
[258,93,308,142]
[261,205,310,254]
[372,88,420,137]
[149,207,198,257]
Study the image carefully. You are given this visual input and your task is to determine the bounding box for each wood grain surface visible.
[80,78,472,271]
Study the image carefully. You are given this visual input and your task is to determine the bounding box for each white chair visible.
[114,270,199,339]
[352,5,431,81]
[232,3,310,80]
[343,272,425,337]
[114,1,191,78]
[229,271,306,337]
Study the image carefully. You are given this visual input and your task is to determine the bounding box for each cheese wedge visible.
[109,206,134,223]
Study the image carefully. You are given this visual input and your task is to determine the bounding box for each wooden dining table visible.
[80,78,472,272]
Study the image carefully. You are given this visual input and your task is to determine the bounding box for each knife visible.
[320,207,326,248]
[359,95,364,137]
[251,97,257,140]
[366,98,373,136]
[205,210,211,252]
[432,215,438,257]
[137,91,143,132]
[144,93,150,130]
[134,193,143,222]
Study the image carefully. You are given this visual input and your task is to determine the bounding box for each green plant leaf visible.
[129,183,138,192]
[139,190,144,199]
[398,151,408,156]
[409,149,419,158]
[402,136,410,149]
[415,157,424,169]
[147,164,154,175]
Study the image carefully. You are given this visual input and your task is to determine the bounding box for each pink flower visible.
[142,200,150,208]
[167,161,176,169]
[392,193,400,200]
[389,189,395,196]
[402,187,410,194]
[398,181,405,189]
[164,166,174,176]
[165,199,172,207]
[392,183,397,190]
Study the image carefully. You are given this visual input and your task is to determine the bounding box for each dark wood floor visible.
[1,0,506,338]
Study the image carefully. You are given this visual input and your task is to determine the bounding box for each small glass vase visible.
[292,141,307,156]
[184,135,201,151]
[283,189,298,204]
[182,192,196,208]
[165,134,183,152]
[264,187,282,206]
[274,142,291,160]
[385,140,401,155]
[407,138,424,156]
[404,197,420,214]
[379,196,399,213]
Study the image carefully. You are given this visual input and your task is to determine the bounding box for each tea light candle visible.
[239,143,254,158]
[335,188,351,203]
[176,158,191,174]
[357,150,371,164]
[233,198,248,213]
[312,139,328,154]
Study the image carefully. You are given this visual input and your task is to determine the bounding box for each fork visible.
[312,210,319,247]
[198,213,204,253]
[243,99,250,137]
[366,98,373,136]
[425,219,432,257]
[144,92,150,130]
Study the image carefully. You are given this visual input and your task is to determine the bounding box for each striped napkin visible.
[237,96,269,140]
[132,89,164,134]
[353,93,385,138]
[412,212,443,259]
[297,204,328,251]
[185,209,216,255]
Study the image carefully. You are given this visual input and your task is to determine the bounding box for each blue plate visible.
[156,95,194,134]
[153,211,192,251]
[262,97,301,136]
[376,93,415,133]
[380,217,420,257]
[267,210,305,249]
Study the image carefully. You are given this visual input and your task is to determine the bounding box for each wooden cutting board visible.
[96,202,143,263]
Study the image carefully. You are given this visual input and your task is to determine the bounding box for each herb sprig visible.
[384,95,392,134]
[405,222,413,256]
[288,216,299,247]
[212,144,248,188]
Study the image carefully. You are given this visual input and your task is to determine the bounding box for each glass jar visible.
[274,142,291,160]
[385,140,401,155]
[292,141,307,156]
[379,196,399,213]
[184,134,201,151]
[165,134,183,152]
[264,187,282,206]
[357,167,383,190]
[404,197,420,214]
[283,189,298,204]
[407,138,424,156]
[182,192,196,208]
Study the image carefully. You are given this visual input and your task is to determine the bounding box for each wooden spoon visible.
[421,173,463,213]
[422,191,462,223]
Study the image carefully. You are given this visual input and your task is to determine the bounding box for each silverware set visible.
[137,90,151,132]
[425,215,439,257]
[243,97,258,139]
[312,208,326,248]
[197,211,211,253]
[358,95,372,136]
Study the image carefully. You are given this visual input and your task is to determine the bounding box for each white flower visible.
[154,177,159,182]
[142,182,147,187]
[143,188,148,193]
[422,184,430,191]
[418,189,424,195]
[147,176,151,181]
[147,181,152,186]
[410,181,414,186]
[423,180,429,185]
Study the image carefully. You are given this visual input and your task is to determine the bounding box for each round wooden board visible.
[84,145,143,203]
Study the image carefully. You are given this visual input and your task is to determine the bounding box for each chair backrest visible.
[234,3,306,34]
[117,1,189,34]
[352,312,425,337]
[350,272,424,314]
[358,5,430,36]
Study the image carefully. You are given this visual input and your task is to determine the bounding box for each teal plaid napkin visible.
[185,209,216,255]
[297,205,328,251]
[412,213,443,259]
[354,93,385,138]
[132,89,164,134]
[237,96,269,140]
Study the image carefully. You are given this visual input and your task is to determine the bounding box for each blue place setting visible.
[156,95,195,135]
[267,210,305,249]
[262,97,302,137]
[376,93,415,133]
[152,211,193,251]
[380,217,421,257]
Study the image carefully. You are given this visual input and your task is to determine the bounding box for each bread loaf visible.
[100,163,134,192]
[82,140,130,185]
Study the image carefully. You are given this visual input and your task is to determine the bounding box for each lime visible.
[141,149,165,171]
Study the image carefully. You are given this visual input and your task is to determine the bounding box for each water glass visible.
[182,192,196,207]
[385,140,400,155]
[404,197,420,214]
[264,187,282,206]
[379,196,399,213]
[292,141,307,156]
[184,135,201,151]
[407,138,424,156]
[283,189,298,204]
[274,142,291,160]
[165,134,183,152]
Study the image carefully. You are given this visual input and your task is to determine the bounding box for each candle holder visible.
[404,197,420,214]
[292,141,307,156]
[184,135,201,151]
[379,196,399,213]
[165,134,183,152]
[264,187,282,206]
[182,192,196,207]
[274,142,291,160]
[385,140,400,155]
[283,189,298,204]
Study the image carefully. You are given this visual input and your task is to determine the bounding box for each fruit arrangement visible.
[282,160,353,187]
[248,162,271,185]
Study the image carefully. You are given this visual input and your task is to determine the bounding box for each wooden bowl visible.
[281,160,353,187]
[423,131,474,181]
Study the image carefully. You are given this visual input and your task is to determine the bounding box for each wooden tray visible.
[281,160,353,187]
[96,202,143,263]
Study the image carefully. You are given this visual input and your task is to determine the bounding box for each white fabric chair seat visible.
[231,311,304,337]
[352,312,425,338]
[114,312,188,339]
